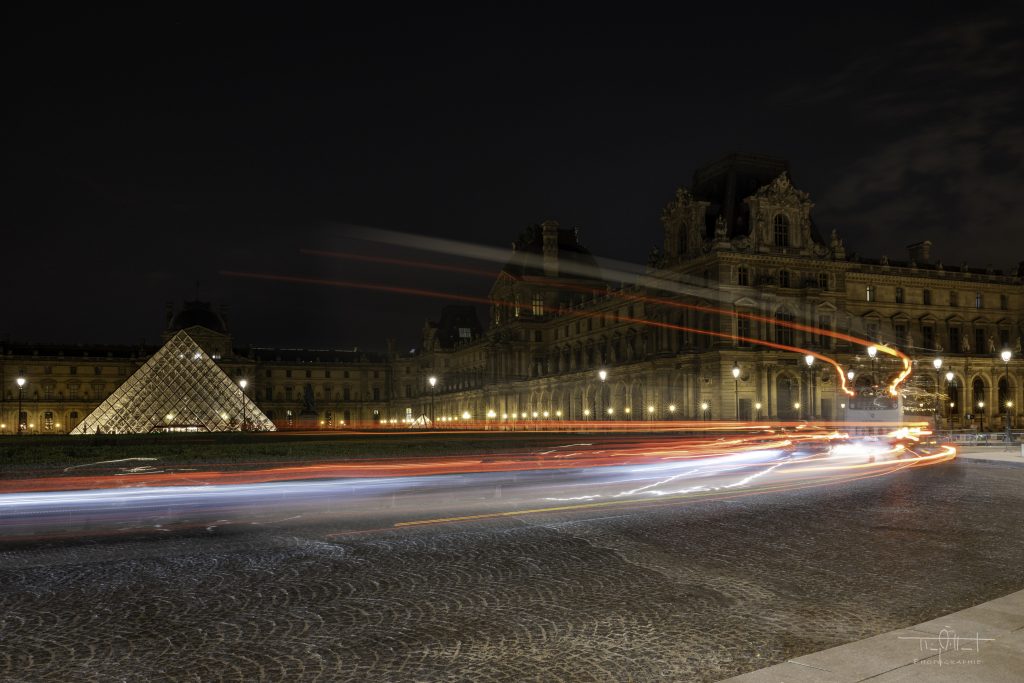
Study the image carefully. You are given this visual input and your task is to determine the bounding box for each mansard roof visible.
[502,223,601,279]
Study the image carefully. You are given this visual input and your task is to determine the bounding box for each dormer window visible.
[773,214,790,247]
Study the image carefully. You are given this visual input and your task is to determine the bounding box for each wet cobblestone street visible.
[3,459,1024,682]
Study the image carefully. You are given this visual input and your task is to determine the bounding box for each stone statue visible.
[905,330,914,348]
[880,255,889,266]
[988,336,996,353]
[714,215,728,240]
[962,334,971,353]
[1017,336,1023,354]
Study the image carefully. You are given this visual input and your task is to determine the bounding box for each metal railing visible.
[934,430,1024,445]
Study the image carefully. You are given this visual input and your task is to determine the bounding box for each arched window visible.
[773,214,790,247]
[972,378,986,411]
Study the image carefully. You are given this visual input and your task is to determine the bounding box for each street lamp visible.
[804,354,815,420]
[867,345,878,388]
[754,401,762,420]
[239,379,248,432]
[428,376,437,428]
[932,358,942,432]
[731,361,740,420]
[978,400,985,432]
[700,401,709,421]
[598,369,608,420]
[16,377,26,435]
[945,370,955,429]
[794,401,801,421]
[1001,349,1013,447]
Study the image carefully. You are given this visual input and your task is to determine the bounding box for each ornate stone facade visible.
[2,154,1022,433]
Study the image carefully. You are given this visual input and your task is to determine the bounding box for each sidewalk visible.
[955,445,1024,467]
[724,589,1024,682]
[723,448,1024,682]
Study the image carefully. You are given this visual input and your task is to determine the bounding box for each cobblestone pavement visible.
[2,459,1024,682]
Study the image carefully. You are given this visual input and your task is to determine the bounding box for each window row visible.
[867,286,1009,309]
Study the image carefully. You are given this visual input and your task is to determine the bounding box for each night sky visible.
[5,4,1023,351]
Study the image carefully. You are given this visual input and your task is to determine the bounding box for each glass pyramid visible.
[71,330,276,434]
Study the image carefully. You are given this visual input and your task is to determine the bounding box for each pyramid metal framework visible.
[71,330,276,434]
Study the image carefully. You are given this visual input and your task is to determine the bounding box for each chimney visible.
[541,220,559,277]
[907,241,932,264]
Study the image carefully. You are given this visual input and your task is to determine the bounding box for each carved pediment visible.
[753,172,811,206]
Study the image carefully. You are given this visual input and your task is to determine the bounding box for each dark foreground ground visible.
[2,459,1023,682]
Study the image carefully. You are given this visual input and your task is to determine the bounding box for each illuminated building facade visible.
[408,154,1023,430]
[1,154,1021,433]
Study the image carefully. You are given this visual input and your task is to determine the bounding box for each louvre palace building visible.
[2,153,1022,435]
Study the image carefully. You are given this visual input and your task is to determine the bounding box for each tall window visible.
[817,273,828,290]
[818,316,833,347]
[976,328,986,353]
[737,267,749,286]
[779,270,791,288]
[949,327,961,353]
[894,323,907,344]
[866,285,876,302]
[532,294,544,316]
[775,311,794,346]
[923,326,934,350]
[949,291,958,307]
[1001,294,1009,310]
[895,287,904,304]
[975,293,983,309]
[923,289,932,305]
[773,214,790,247]
[737,317,752,346]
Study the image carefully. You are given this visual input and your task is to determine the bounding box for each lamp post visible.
[804,354,815,420]
[428,376,437,428]
[598,369,608,421]
[16,377,26,435]
[755,402,762,421]
[867,345,878,389]
[978,401,985,432]
[932,357,943,432]
[700,401,709,422]
[239,379,248,432]
[1002,349,1013,447]
[731,361,740,420]
[945,371,954,429]
[794,401,802,421]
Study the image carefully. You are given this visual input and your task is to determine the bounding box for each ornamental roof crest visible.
[753,172,810,205]
[661,185,696,222]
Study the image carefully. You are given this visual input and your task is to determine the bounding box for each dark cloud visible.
[799,15,1024,267]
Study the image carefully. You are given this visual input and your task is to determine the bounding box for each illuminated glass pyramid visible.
[71,330,275,434]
